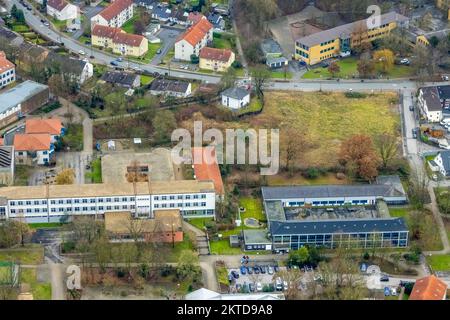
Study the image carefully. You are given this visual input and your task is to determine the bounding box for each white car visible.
[283,280,288,291]
[442,75,449,81]
[78,50,85,55]
[256,282,262,292]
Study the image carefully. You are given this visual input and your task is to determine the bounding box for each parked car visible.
[156,48,162,54]
[78,50,85,55]
[268,266,274,275]
[242,282,249,293]
[412,128,418,139]
[256,282,263,292]
[246,266,253,274]
[260,265,266,274]
[283,280,289,291]
[236,283,242,291]
[380,275,389,282]
[273,265,279,273]
[110,60,119,66]
[240,266,247,275]
[231,270,239,279]
[249,283,255,292]
[275,277,283,291]
[442,75,449,81]
[253,266,260,274]
[409,105,414,111]
[117,57,123,62]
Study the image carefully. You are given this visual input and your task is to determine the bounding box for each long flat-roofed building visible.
[0,180,215,223]
[295,12,409,65]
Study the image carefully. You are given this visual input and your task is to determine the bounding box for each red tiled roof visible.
[177,18,213,46]
[199,47,232,62]
[25,118,63,135]
[92,24,123,39]
[113,32,146,47]
[48,0,69,12]
[409,275,448,300]
[13,134,51,151]
[192,147,224,195]
[99,0,133,22]
[0,51,14,74]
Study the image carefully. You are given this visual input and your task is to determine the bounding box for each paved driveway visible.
[151,28,182,65]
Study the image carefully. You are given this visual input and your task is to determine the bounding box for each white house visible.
[221,87,250,110]
[47,0,78,21]
[418,86,443,122]
[433,151,450,177]
[91,0,133,28]
[13,133,53,165]
[0,51,15,89]
[174,18,213,61]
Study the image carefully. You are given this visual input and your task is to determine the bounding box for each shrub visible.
[305,167,320,179]
[232,61,242,69]
[190,54,199,64]
[345,91,367,98]
[138,263,150,279]
[116,268,126,278]
[363,252,370,260]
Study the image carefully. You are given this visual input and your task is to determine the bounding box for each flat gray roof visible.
[261,184,405,201]
[0,81,48,114]
[296,12,409,48]
[270,218,408,235]
[243,229,271,245]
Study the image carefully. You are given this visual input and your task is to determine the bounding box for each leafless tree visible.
[375,133,399,169]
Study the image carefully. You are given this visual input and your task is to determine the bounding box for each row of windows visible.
[11,204,137,214]
[273,232,408,243]
[1,70,14,77]
[289,239,407,250]
[9,194,208,206]
[320,46,335,54]
[296,43,309,50]
[295,49,309,58]
[154,202,207,208]
[320,54,334,60]
[320,40,334,46]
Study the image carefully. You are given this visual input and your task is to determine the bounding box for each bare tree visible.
[374,133,399,169]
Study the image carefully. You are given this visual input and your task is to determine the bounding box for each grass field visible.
[270,70,293,79]
[20,268,52,300]
[186,217,214,230]
[267,172,350,186]
[239,197,265,221]
[388,207,409,218]
[140,75,155,86]
[0,246,44,265]
[427,254,450,271]
[121,12,139,34]
[213,33,234,50]
[183,91,399,168]
[86,158,102,183]
[14,165,32,186]
[29,223,64,229]
[302,57,414,79]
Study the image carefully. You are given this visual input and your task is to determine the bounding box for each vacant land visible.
[182,91,399,168]
[427,255,450,272]
[20,268,52,300]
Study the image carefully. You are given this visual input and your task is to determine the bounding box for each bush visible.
[62,241,76,253]
[116,268,126,278]
[363,252,370,260]
[345,92,367,98]
[190,54,199,64]
[138,263,150,279]
[305,167,320,179]
[232,61,242,69]
[160,264,174,277]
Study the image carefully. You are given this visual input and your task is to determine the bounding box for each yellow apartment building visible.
[199,47,235,72]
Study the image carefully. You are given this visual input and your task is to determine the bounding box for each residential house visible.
[409,275,448,300]
[0,146,15,186]
[171,10,189,26]
[25,118,64,143]
[0,180,216,223]
[192,147,224,199]
[174,18,213,61]
[47,0,78,21]
[91,25,148,57]
[207,13,225,30]
[187,12,204,25]
[212,4,230,16]
[105,210,183,243]
[0,51,15,89]
[44,52,93,84]
[16,43,49,73]
[221,87,250,109]
[13,133,53,165]
[418,86,445,122]
[295,12,409,65]
[100,71,141,88]
[0,26,24,47]
[133,0,157,10]
[149,78,191,98]
[91,0,133,28]
[433,151,450,177]
[0,81,49,129]
[151,5,171,22]
[199,47,235,72]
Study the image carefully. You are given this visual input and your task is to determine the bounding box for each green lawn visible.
[129,42,161,64]
[11,24,30,33]
[0,246,44,265]
[14,165,32,186]
[166,234,196,262]
[29,223,64,229]
[212,33,235,50]
[78,35,91,45]
[140,74,154,86]
[270,70,293,79]
[121,12,139,34]
[388,207,409,218]
[302,57,414,79]
[50,18,67,31]
[210,239,243,255]
[239,197,265,221]
[427,254,450,272]
[216,265,229,286]
[186,217,214,231]
[86,158,102,183]
[236,97,262,116]
[20,269,52,300]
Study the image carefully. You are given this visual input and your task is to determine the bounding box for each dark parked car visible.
[231,270,239,279]
[247,266,253,274]
[110,60,119,66]
[409,105,414,111]
[412,128,418,139]
[253,266,260,274]
[240,266,247,275]
[260,265,266,274]
[273,265,279,273]
[380,275,389,282]
[249,283,255,292]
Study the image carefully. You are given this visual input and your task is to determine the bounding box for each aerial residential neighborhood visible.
[0,0,449,308]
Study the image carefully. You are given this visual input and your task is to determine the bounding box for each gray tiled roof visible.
[261,184,404,200]
[437,85,450,100]
[222,87,249,100]
[421,86,442,111]
[149,78,189,93]
[269,218,408,235]
[438,151,450,174]
[101,71,138,87]
[296,12,409,48]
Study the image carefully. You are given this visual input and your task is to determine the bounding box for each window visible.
[58,200,64,204]
[75,207,80,212]
[98,206,104,210]
[90,199,96,203]
[186,195,191,200]
[193,195,198,199]
[201,194,206,199]
[106,198,112,202]
[82,207,88,211]
[51,200,56,204]
[169,196,175,200]
[114,205,119,210]
[10,201,15,206]
[201,202,206,207]
[154,204,159,208]
[162,196,167,200]
[74,199,80,203]
[82,199,88,203]
[162,204,167,208]
[177,195,183,200]
[90,206,96,211]
[122,197,127,202]
[26,201,31,205]
[154,196,159,201]
[114,198,120,202]
[98,198,104,203]
[67,199,72,204]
